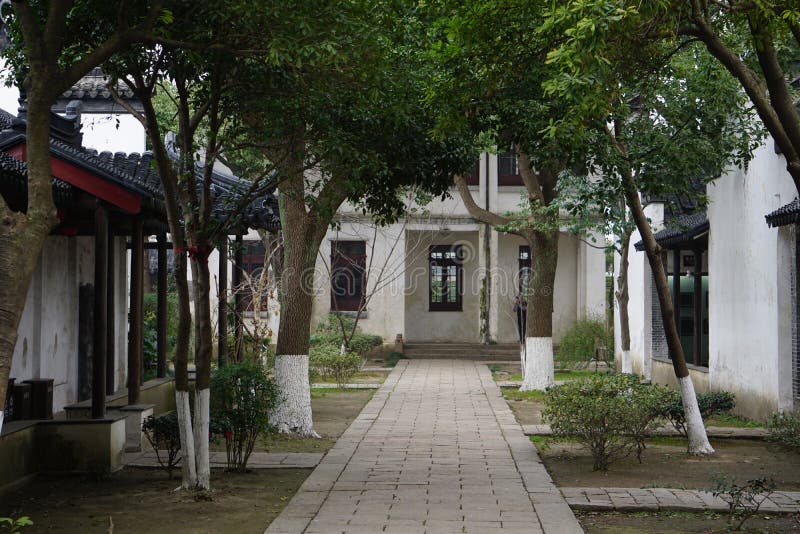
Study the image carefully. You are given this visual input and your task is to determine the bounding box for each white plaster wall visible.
[614,202,664,378]
[10,235,129,414]
[578,231,608,321]
[707,141,797,420]
[404,230,481,342]
[310,221,407,342]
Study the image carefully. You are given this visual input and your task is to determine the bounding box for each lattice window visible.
[429,245,463,311]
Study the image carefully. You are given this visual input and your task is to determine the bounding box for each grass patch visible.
[554,370,611,381]
[705,413,763,428]
[384,351,406,367]
[311,387,368,397]
[502,387,546,402]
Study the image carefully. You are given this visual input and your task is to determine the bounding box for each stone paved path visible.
[561,487,800,513]
[267,359,582,533]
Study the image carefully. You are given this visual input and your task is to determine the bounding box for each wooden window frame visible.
[518,245,531,295]
[330,240,366,312]
[465,159,480,186]
[429,245,463,312]
[498,151,523,186]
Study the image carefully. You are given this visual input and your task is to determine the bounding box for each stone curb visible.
[522,424,767,439]
[311,383,382,389]
[561,487,800,514]
[125,451,324,470]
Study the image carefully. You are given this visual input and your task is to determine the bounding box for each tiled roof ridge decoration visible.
[765,198,800,228]
[59,67,137,101]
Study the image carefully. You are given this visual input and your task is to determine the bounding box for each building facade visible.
[617,138,799,420]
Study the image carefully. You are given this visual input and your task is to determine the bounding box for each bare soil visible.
[2,387,376,532]
[577,510,800,533]
[538,437,800,490]
[502,384,799,491]
[0,468,309,534]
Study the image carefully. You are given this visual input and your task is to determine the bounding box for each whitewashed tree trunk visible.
[519,344,526,380]
[519,337,554,391]
[679,376,715,455]
[193,388,211,489]
[176,390,197,489]
[0,410,4,435]
[271,354,319,437]
[621,350,632,374]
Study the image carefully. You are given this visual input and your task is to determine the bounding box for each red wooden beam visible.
[5,142,142,214]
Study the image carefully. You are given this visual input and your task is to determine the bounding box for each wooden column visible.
[105,226,115,393]
[218,238,228,368]
[233,233,244,362]
[92,206,108,419]
[693,249,703,367]
[156,233,168,378]
[671,248,681,361]
[127,219,144,404]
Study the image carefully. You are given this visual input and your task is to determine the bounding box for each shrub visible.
[142,412,182,478]
[0,517,32,533]
[210,360,278,472]
[310,343,363,388]
[767,411,800,453]
[555,316,613,367]
[543,373,666,471]
[657,390,736,437]
[711,473,776,531]
[311,314,382,355]
[142,292,180,380]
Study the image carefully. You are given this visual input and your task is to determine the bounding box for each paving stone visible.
[266,360,580,533]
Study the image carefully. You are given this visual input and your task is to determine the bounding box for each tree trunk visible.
[190,255,213,490]
[621,172,714,455]
[520,229,558,391]
[617,229,633,374]
[0,91,59,433]
[271,188,319,436]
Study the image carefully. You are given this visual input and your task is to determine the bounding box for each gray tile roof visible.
[634,211,709,251]
[765,198,800,228]
[0,108,280,231]
[59,67,136,101]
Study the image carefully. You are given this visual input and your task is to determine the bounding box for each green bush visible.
[142,292,180,380]
[142,412,182,478]
[311,314,382,355]
[556,316,613,366]
[543,373,667,471]
[210,360,278,472]
[0,517,32,532]
[767,411,800,453]
[310,343,363,388]
[657,390,736,437]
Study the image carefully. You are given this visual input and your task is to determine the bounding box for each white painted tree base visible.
[621,350,632,374]
[520,345,526,381]
[679,376,715,455]
[519,337,554,391]
[271,354,319,437]
[194,388,211,490]
[176,390,197,489]
[0,410,4,435]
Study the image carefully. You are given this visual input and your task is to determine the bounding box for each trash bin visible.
[24,378,54,420]
[12,383,31,421]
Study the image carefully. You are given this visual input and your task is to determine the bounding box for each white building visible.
[617,137,799,420]
[306,153,607,345]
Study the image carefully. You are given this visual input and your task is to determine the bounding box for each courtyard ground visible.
[0,386,375,533]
